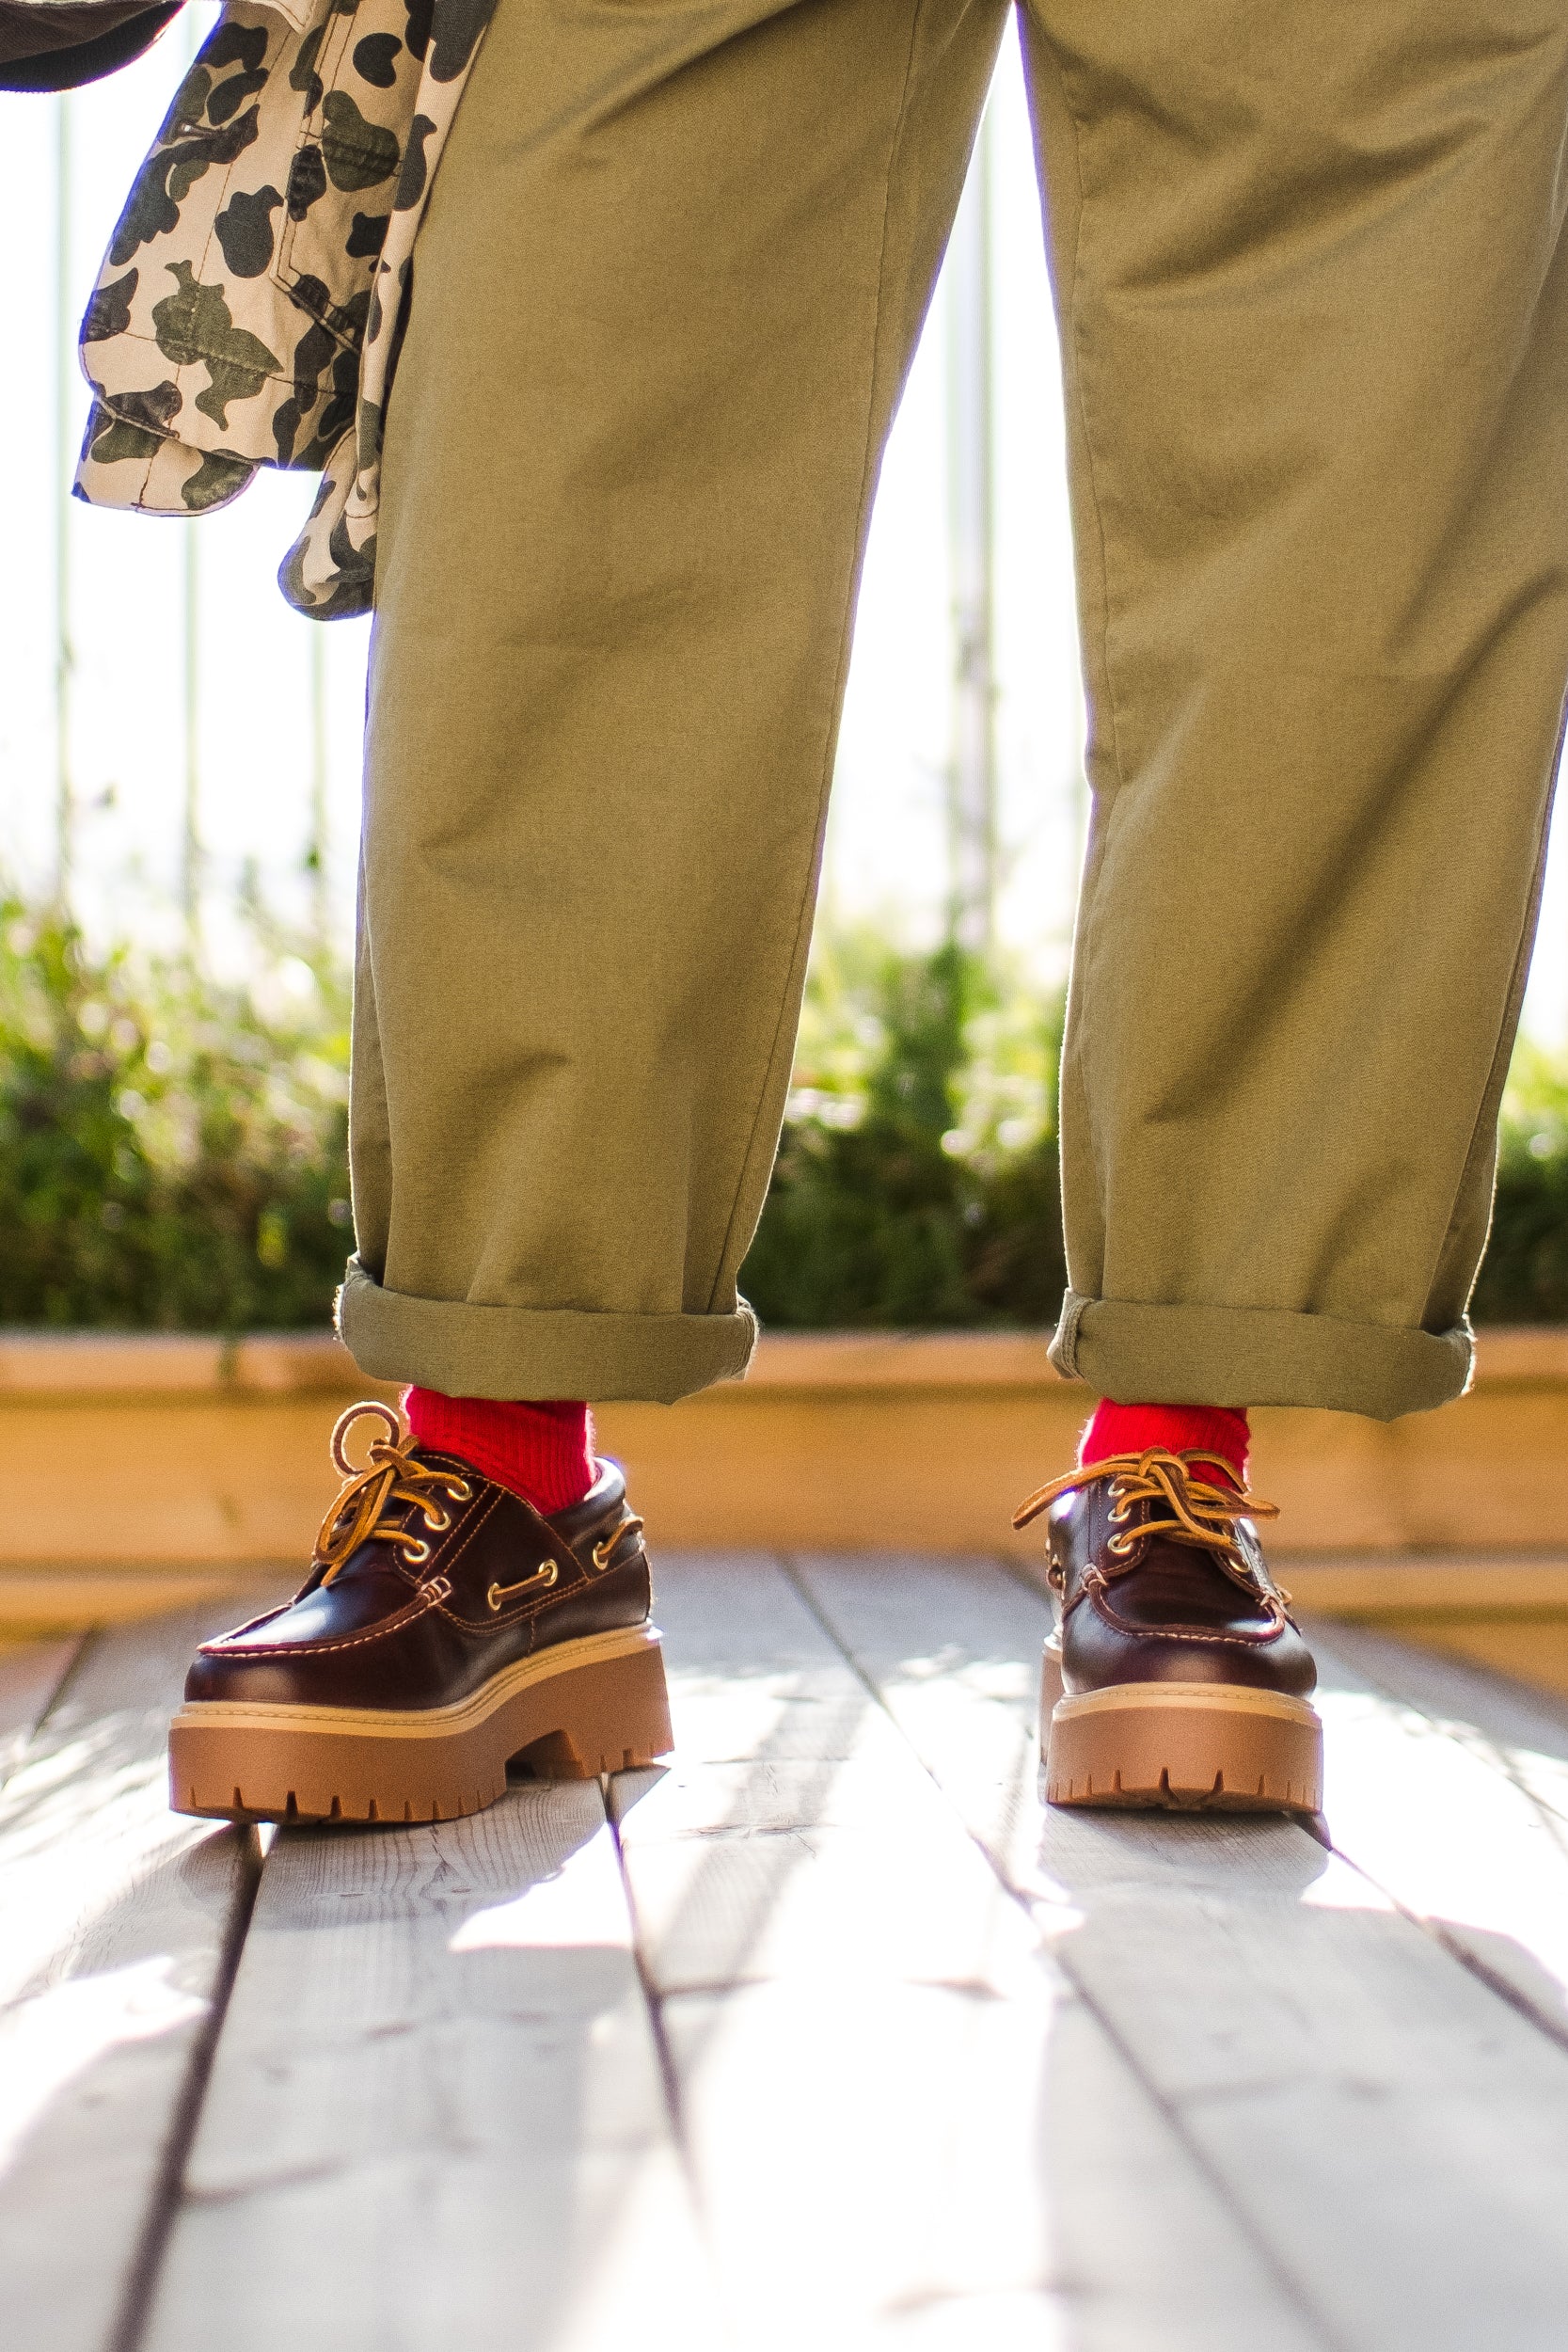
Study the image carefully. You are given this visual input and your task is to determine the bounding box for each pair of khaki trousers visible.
[339,0,1567,1420]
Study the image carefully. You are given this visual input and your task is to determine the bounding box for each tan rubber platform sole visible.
[1039,1645,1323,1815]
[168,1624,673,1825]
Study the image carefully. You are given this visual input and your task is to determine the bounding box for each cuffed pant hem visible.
[336,1259,759,1404]
[1048,1290,1473,1421]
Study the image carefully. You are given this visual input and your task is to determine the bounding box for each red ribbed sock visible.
[1079,1399,1250,1490]
[404,1390,594,1515]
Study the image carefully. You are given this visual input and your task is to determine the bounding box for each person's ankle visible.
[403,1390,594,1515]
[1078,1398,1250,1490]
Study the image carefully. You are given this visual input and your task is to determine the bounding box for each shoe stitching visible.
[434,1495,592,1628]
[1088,1601,1287,1650]
[208,1474,639,1655]
[444,1546,649,1636]
[440,1533,624,1631]
[425,1483,502,1587]
[343,1472,504,1591]
[1059,1518,1290,1651]
[199,1578,447,1659]
[209,1599,295,1643]
[278,1478,497,1613]
[442,1478,626,1597]
[1101,1515,1273,1607]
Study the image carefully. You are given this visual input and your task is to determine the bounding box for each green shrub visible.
[0,890,1564,1331]
[0,897,351,1330]
[741,934,1067,1327]
[1470,1042,1568,1324]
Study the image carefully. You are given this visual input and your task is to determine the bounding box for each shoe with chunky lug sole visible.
[168,1401,673,1825]
[1014,1446,1323,1815]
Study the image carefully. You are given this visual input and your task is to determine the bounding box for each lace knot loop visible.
[1012,1445,1278,1581]
[312,1401,476,1583]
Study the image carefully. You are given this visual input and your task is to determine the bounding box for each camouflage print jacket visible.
[73,0,495,618]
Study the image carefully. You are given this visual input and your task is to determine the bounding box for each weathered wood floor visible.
[7,1554,1568,2351]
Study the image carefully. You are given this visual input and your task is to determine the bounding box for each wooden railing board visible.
[2,1329,1565,1616]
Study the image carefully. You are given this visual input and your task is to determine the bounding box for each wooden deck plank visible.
[612,1553,1325,2351]
[610,1564,1031,1995]
[0,1591,283,2352]
[1307,1623,1568,2041]
[795,1552,1568,2352]
[142,1781,725,2352]
[1317,1618,1568,1836]
[0,1634,82,1788]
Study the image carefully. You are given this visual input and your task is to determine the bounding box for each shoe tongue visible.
[1120,1536,1261,1624]
[309,1526,417,1597]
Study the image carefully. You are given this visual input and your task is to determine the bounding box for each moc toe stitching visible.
[1085,1584,1289,1649]
[198,1584,446,1663]
[1089,1610,1291,1652]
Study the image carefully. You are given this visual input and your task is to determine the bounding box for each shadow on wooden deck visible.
[5,1557,1568,2350]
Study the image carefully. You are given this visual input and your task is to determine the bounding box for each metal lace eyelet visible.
[402,1537,432,1566]
[422,1505,451,1534]
[485,1562,559,1612]
[446,1478,473,1502]
[590,1513,643,1574]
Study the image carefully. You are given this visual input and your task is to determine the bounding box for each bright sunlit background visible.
[3,12,1564,1041]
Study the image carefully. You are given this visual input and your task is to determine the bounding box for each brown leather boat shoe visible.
[1015,1446,1323,1815]
[168,1401,673,1824]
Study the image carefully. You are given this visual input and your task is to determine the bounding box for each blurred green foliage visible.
[739,930,1067,1327]
[1471,1040,1568,1324]
[0,896,351,1329]
[1,892,1564,1330]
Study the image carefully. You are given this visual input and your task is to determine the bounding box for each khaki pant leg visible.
[1023,0,1568,1418]
[341,0,1006,1400]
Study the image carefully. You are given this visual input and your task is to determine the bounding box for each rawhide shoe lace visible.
[169,1401,672,1825]
[1015,1447,1322,1815]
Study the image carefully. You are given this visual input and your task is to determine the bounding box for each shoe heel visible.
[509,1638,673,1780]
[1039,1638,1064,1755]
